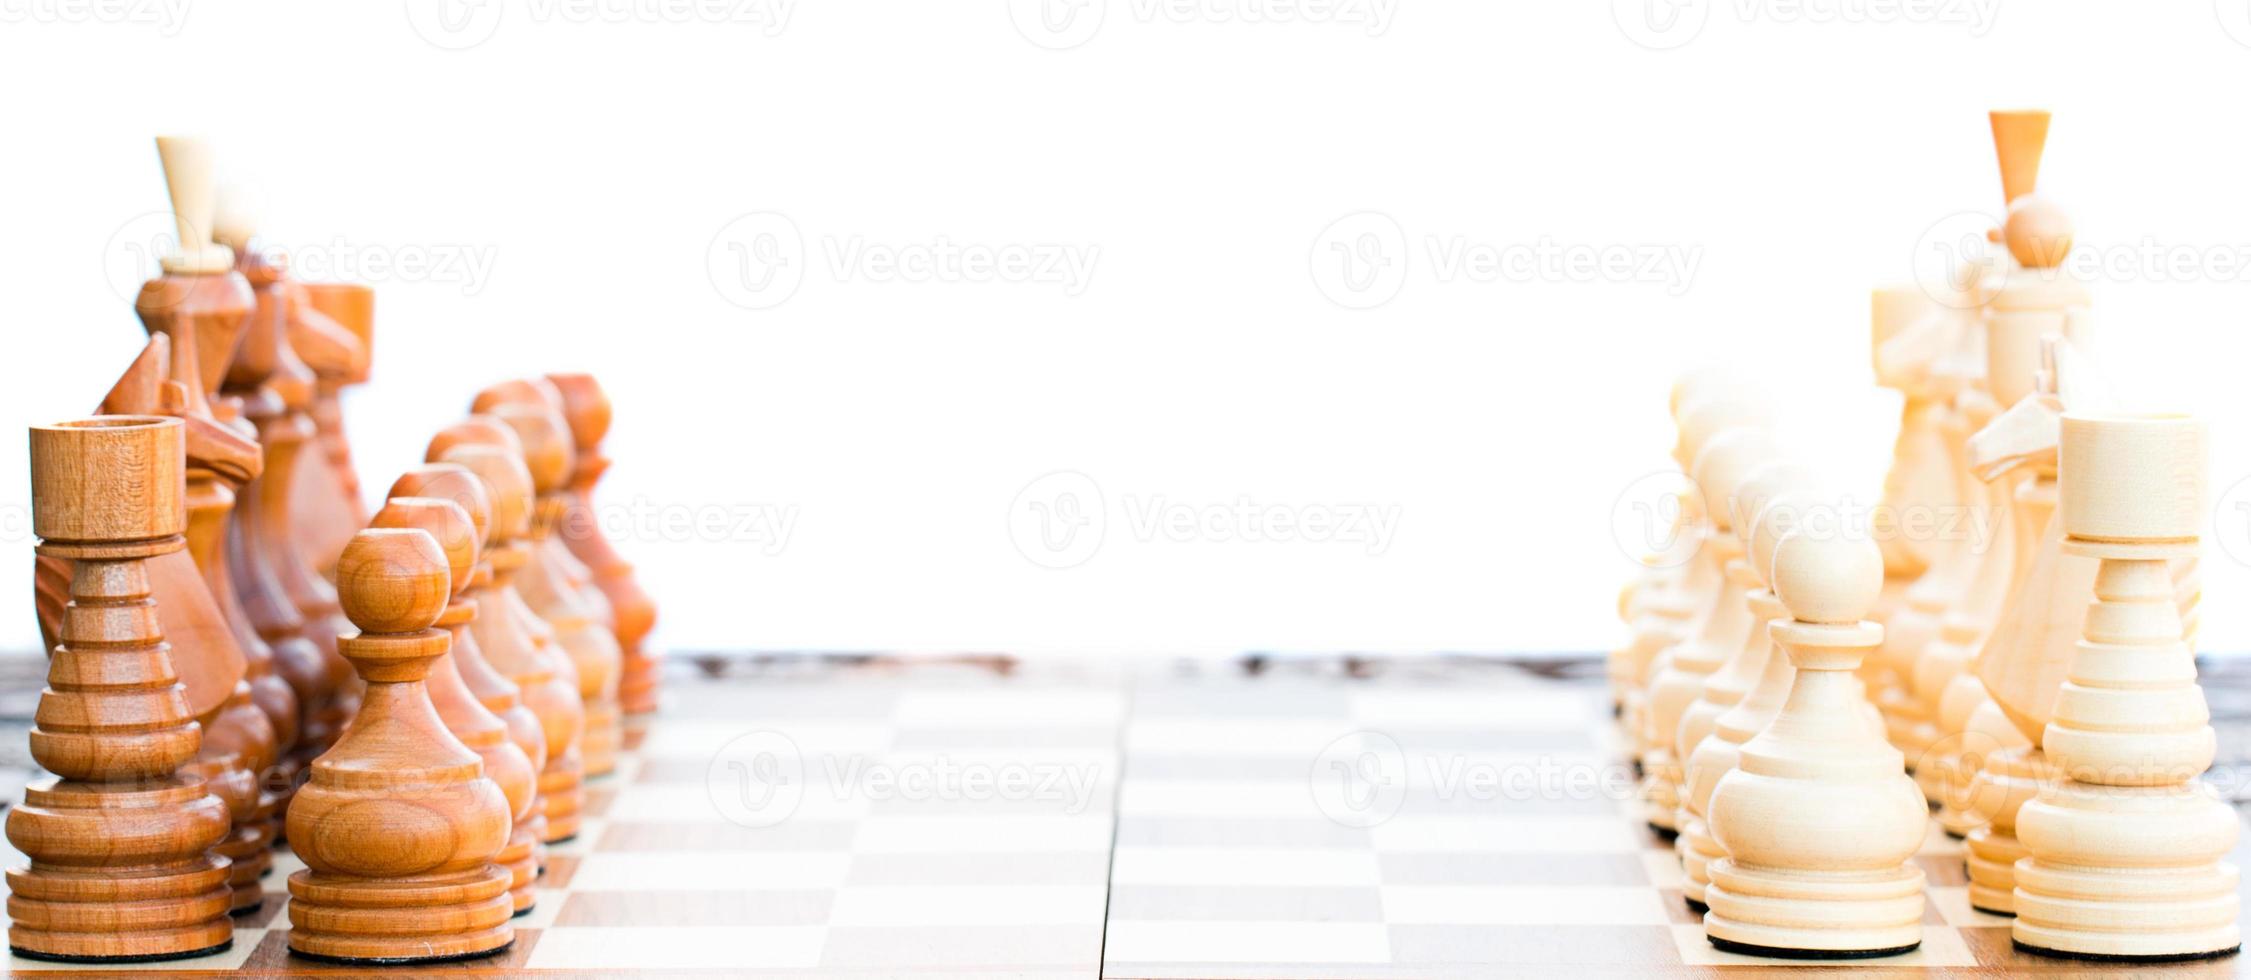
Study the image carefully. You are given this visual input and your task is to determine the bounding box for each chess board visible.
[1,655,2247,978]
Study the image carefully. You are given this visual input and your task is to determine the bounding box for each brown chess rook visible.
[371,493,544,916]
[284,528,515,963]
[547,372,662,715]
[432,435,588,843]
[10,416,234,962]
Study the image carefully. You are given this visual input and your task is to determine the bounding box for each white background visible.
[2,0,2249,658]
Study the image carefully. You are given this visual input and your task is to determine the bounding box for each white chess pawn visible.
[1704,526,1928,958]
[1639,426,1777,835]
[1677,461,1824,910]
[2012,412,2239,961]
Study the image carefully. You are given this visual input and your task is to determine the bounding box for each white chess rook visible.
[2012,412,2240,961]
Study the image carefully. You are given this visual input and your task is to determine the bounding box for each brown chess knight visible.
[32,137,284,915]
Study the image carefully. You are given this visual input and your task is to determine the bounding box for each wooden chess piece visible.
[44,329,278,916]
[481,398,624,778]
[286,282,372,581]
[1676,459,1819,909]
[9,416,235,962]
[1926,186,2088,838]
[433,438,587,844]
[1961,338,2098,914]
[28,136,280,914]
[284,528,513,963]
[1640,425,1776,836]
[389,463,550,886]
[1705,525,1927,958]
[1631,393,1764,802]
[1906,112,2073,827]
[547,372,663,715]
[370,496,541,916]
[217,214,353,791]
[1609,372,1725,732]
[135,135,304,774]
[2011,413,2239,961]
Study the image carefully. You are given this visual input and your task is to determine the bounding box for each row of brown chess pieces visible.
[2,136,663,965]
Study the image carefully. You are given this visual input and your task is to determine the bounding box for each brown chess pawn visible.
[370,494,542,916]
[389,463,551,880]
[219,231,352,790]
[284,528,514,963]
[480,398,624,778]
[10,416,234,962]
[432,439,587,843]
[547,372,662,715]
[284,282,371,581]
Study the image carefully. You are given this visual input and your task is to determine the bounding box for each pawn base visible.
[1705,859,1924,958]
[1677,816,1714,906]
[501,824,539,916]
[286,866,514,964]
[2010,938,2239,964]
[5,848,234,964]
[1963,826,2025,916]
[582,703,621,778]
[619,652,661,715]
[537,764,584,845]
[290,940,514,966]
[10,938,231,964]
[1710,936,1918,960]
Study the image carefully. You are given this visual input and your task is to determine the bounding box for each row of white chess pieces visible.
[1607,293,2235,958]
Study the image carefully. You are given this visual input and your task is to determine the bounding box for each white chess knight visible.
[1703,525,1928,959]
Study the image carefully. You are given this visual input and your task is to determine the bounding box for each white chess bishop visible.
[1703,525,1927,958]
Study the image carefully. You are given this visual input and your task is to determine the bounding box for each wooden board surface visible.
[0,653,2243,977]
